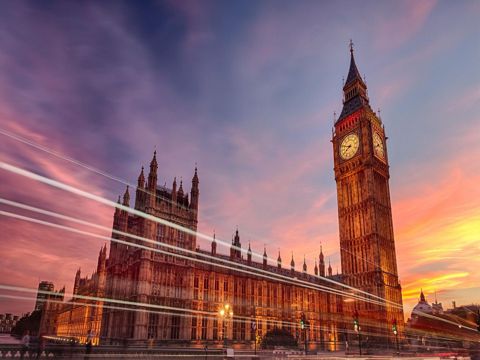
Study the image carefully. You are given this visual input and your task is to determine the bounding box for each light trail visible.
[0,127,195,214]
[0,161,401,308]
[3,293,471,344]
[2,211,477,337]
[410,308,479,331]
[0,292,385,337]
[0,197,392,308]
[0,127,335,267]
[0,292,462,340]
[0,128,399,285]
[0,208,390,308]
[0,129,403,300]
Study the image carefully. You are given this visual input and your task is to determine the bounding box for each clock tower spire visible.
[332,42,404,344]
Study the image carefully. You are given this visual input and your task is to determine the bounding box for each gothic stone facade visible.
[100,153,345,348]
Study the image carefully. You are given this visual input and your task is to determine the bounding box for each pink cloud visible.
[0,120,114,313]
[373,0,438,51]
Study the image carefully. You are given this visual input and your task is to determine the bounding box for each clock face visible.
[373,132,385,159]
[340,133,360,160]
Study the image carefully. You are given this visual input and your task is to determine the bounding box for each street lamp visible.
[219,304,233,348]
[392,319,399,354]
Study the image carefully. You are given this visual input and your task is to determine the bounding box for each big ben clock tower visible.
[332,42,404,341]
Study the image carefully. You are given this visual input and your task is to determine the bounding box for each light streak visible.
[0,197,391,307]
[0,292,383,337]
[0,127,388,278]
[3,292,471,343]
[2,212,477,336]
[1,293,474,346]
[0,127,195,213]
[0,208,390,308]
[0,161,401,308]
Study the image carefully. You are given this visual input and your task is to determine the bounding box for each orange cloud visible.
[392,122,480,317]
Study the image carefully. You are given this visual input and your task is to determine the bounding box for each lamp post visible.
[392,319,399,355]
[219,304,233,349]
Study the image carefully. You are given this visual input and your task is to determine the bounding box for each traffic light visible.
[353,310,359,332]
[392,319,398,335]
[300,313,306,330]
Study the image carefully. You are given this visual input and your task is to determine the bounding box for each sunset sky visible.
[0,0,479,319]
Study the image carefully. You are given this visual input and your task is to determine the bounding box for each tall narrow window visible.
[213,319,219,340]
[191,316,197,340]
[203,277,209,301]
[201,317,208,340]
[171,316,180,339]
[147,313,158,339]
[215,279,219,302]
[194,277,199,300]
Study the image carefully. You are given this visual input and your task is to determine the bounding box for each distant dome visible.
[412,301,433,316]
[412,290,433,317]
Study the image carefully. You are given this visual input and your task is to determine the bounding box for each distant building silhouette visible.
[0,313,19,333]
[34,281,54,311]
[38,283,65,336]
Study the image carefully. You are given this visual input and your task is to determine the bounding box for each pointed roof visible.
[192,166,199,183]
[337,41,371,122]
[149,150,158,172]
[122,185,130,206]
[178,179,184,197]
[247,241,252,253]
[277,249,282,262]
[344,41,366,89]
[420,289,426,302]
[137,166,145,187]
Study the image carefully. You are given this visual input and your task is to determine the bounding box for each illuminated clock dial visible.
[373,132,385,159]
[340,133,360,160]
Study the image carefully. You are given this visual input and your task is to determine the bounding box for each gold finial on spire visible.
[349,39,354,53]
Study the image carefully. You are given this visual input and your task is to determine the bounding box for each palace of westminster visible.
[39,47,405,350]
